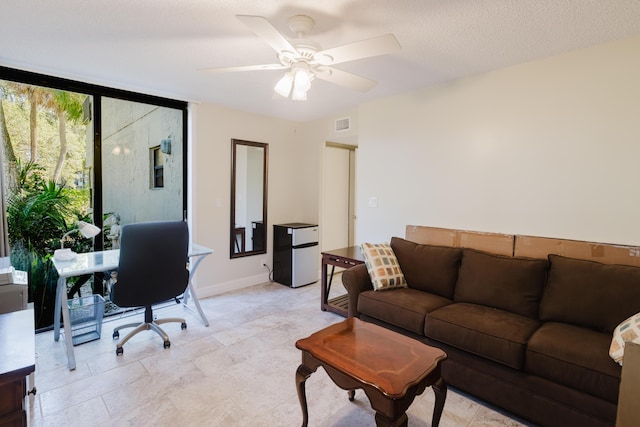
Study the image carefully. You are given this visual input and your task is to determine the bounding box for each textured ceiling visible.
[2,0,640,121]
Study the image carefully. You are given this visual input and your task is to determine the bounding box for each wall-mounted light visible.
[161,137,172,154]
[112,145,131,156]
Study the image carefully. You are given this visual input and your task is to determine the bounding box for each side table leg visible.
[431,378,447,427]
[296,364,314,427]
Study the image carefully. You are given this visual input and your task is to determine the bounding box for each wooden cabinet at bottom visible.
[0,309,36,427]
[0,377,27,427]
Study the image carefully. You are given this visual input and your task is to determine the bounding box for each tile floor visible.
[28,276,534,426]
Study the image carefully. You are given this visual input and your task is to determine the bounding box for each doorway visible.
[322,142,356,252]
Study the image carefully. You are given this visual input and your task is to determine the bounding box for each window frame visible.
[0,65,188,251]
[151,145,164,189]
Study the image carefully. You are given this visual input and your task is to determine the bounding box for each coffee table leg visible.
[348,389,355,401]
[375,412,408,427]
[296,364,314,427]
[431,377,447,427]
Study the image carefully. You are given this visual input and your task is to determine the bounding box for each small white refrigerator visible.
[273,223,319,287]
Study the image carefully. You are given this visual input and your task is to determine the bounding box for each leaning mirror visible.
[230,139,268,258]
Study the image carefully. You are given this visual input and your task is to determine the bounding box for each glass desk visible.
[52,243,213,370]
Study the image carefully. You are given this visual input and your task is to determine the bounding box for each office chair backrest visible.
[111,221,189,308]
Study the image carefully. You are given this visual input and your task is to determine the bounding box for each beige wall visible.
[356,35,640,246]
[189,35,640,296]
[189,103,321,296]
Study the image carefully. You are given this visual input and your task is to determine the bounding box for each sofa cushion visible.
[361,242,407,291]
[426,302,540,369]
[390,237,462,299]
[358,288,451,336]
[540,255,640,333]
[454,249,549,319]
[526,322,621,403]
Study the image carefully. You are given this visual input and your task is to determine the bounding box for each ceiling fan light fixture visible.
[291,85,308,101]
[274,72,293,97]
[293,67,312,92]
[206,14,400,99]
[275,65,313,101]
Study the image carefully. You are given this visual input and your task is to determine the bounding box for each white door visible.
[322,144,355,251]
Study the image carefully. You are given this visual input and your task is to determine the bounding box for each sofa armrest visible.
[342,264,373,318]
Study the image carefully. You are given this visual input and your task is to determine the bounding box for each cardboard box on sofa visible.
[616,342,640,426]
[405,225,514,256]
[514,235,640,267]
[405,225,458,247]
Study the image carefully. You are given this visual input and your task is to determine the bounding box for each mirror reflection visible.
[231,139,268,258]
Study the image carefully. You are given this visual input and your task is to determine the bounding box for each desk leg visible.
[55,277,76,370]
[182,254,209,327]
[54,278,62,342]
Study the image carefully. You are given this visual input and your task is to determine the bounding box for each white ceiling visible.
[2,0,640,122]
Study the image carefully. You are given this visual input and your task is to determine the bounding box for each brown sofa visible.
[342,236,640,427]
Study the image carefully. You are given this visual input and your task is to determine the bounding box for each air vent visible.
[335,117,350,132]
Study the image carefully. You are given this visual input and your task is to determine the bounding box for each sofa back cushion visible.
[390,237,462,299]
[454,249,549,318]
[539,255,640,333]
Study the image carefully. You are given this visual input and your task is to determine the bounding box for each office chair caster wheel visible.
[116,347,124,356]
[181,322,187,330]
[164,340,171,349]
[113,331,119,339]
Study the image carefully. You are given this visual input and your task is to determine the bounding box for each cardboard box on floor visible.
[405,225,640,267]
[405,225,514,256]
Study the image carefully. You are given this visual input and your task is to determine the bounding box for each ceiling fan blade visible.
[198,64,287,73]
[314,67,377,92]
[315,33,401,65]
[237,15,297,55]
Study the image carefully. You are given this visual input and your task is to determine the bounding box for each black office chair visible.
[111,221,190,355]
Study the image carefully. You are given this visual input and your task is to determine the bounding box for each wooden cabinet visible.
[0,310,35,427]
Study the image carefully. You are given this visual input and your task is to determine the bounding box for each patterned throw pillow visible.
[361,242,407,291]
[610,312,640,365]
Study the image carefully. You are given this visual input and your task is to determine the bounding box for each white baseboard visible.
[193,272,270,299]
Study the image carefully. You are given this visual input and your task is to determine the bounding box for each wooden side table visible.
[0,309,35,427]
[321,246,364,317]
[296,318,447,427]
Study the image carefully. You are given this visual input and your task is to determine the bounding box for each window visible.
[151,146,164,188]
[1,66,188,330]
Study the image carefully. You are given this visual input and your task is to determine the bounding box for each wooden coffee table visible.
[295,317,447,427]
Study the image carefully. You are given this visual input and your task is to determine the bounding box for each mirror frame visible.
[230,139,268,259]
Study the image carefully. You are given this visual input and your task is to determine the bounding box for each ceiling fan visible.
[201,14,402,100]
